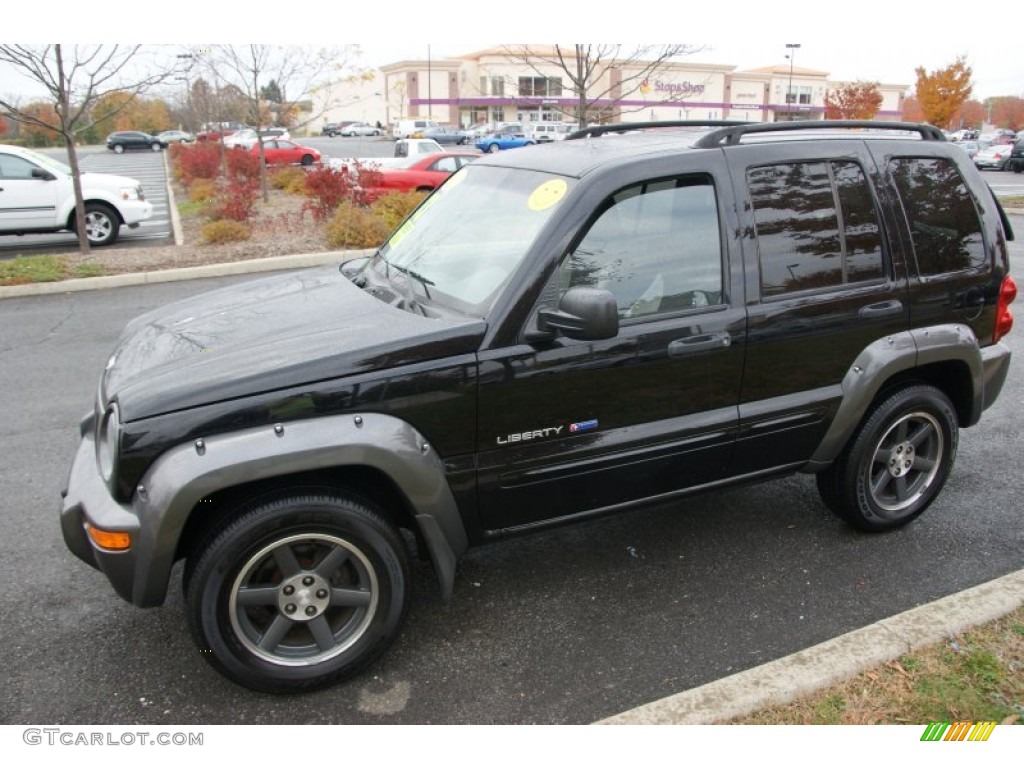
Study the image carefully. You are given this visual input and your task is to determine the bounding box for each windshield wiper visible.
[394,265,434,300]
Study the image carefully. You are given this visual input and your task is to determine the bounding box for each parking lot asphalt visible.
[2,240,1021,724]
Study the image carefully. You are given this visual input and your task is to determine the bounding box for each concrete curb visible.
[164,151,184,246]
[598,568,1024,724]
[0,249,371,300]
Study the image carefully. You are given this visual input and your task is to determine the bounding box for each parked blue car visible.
[475,132,535,153]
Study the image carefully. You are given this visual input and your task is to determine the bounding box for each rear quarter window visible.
[888,157,986,276]
[747,160,886,298]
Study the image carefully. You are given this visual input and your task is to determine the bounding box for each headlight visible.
[120,186,140,201]
[96,403,121,486]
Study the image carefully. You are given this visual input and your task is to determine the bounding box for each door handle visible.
[858,300,904,319]
[668,332,731,356]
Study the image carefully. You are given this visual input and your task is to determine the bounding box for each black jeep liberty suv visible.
[61,121,1017,693]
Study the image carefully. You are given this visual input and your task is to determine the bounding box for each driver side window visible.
[0,154,39,180]
[559,176,723,319]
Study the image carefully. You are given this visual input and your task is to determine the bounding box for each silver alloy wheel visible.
[866,410,944,514]
[84,209,114,243]
[113,145,124,154]
[228,533,379,666]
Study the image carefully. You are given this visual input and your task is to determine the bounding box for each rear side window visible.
[888,157,986,276]
[748,161,885,298]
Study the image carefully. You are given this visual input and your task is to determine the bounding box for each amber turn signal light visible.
[85,523,132,551]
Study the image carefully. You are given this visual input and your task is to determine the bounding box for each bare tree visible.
[0,44,178,253]
[209,44,360,201]
[501,44,703,127]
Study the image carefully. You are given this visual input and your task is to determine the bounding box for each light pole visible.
[785,43,801,120]
[174,76,190,131]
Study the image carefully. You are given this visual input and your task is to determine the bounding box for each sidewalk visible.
[599,568,1024,724]
[0,249,363,300]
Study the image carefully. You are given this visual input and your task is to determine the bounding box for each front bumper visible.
[60,429,144,605]
[120,199,154,227]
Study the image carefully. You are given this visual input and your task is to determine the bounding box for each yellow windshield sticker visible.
[527,179,568,211]
[388,219,413,248]
[443,167,469,189]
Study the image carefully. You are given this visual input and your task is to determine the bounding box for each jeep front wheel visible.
[817,385,958,531]
[185,492,410,693]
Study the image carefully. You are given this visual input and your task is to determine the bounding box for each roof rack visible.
[694,120,947,148]
[566,120,754,141]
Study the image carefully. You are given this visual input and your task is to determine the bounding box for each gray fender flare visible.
[129,412,468,606]
[806,324,984,469]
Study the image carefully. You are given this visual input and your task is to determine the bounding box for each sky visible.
[2,2,1021,102]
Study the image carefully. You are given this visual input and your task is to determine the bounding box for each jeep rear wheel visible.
[817,385,958,531]
[185,492,410,693]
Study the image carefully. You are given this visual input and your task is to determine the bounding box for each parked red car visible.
[360,152,477,201]
[251,139,321,166]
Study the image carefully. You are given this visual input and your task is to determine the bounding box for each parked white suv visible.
[529,123,575,142]
[0,144,153,246]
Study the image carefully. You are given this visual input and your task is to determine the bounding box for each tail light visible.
[995,274,1017,343]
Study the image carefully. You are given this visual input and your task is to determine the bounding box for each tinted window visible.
[748,161,884,298]
[561,177,723,319]
[888,157,986,275]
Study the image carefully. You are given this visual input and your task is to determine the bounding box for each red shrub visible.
[225,148,261,185]
[301,160,381,222]
[211,178,259,223]
[302,166,355,222]
[171,142,221,185]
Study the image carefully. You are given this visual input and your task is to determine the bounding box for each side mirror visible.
[31,168,56,181]
[536,286,619,341]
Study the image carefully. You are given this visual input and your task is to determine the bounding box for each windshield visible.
[369,164,575,316]
[20,148,71,176]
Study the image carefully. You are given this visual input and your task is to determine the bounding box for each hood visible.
[81,172,143,190]
[104,265,486,421]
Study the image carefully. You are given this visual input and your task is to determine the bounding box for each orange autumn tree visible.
[901,95,924,123]
[16,102,62,146]
[951,100,985,130]
[988,96,1024,132]
[824,81,883,120]
[914,56,973,129]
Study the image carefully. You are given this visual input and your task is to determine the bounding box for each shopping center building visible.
[317,46,908,132]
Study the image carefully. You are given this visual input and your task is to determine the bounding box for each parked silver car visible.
[974,143,1014,171]
[341,122,382,137]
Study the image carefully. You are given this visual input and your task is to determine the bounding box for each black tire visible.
[185,492,410,693]
[79,202,119,246]
[300,154,314,166]
[816,384,958,532]
[112,144,124,154]
[328,131,337,138]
